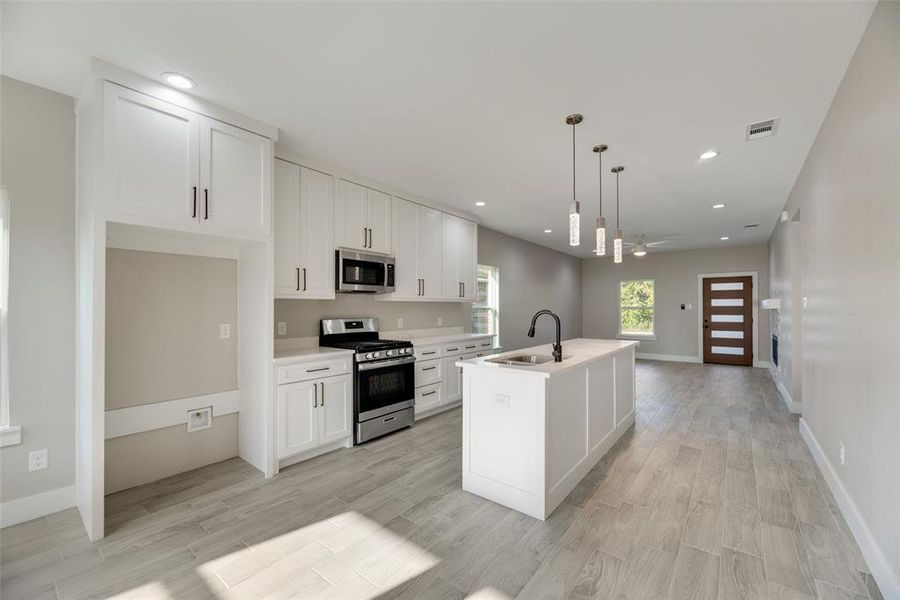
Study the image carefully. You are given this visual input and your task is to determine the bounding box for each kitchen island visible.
[457,338,638,520]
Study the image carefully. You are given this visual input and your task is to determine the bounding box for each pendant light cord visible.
[598,152,602,215]
[572,123,576,202]
[616,169,620,228]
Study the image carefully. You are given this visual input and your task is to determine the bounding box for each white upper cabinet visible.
[335,180,392,254]
[273,158,335,299]
[390,198,443,300]
[102,83,200,221]
[101,82,271,238]
[441,213,478,301]
[200,116,271,235]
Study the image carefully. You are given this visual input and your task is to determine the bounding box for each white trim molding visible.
[696,271,761,366]
[635,353,700,364]
[799,418,900,599]
[1,485,76,528]
[105,390,239,440]
[768,363,801,413]
[0,424,21,447]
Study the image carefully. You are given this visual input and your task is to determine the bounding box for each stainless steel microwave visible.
[335,249,396,293]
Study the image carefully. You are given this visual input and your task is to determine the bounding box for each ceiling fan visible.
[622,234,673,256]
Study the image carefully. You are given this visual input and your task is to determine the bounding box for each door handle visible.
[192,186,197,218]
[320,382,325,406]
[204,189,209,220]
[422,366,437,371]
[462,282,465,297]
[313,382,318,408]
[421,278,425,296]
[296,267,300,291]
[302,268,307,291]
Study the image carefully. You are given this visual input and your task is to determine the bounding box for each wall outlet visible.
[28,449,48,472]
[397,318,404,329]
[802,297,809,311]
[277,321,287,336]
[187,407,213,432]
[839,442,845,466]
[437,317,443,327]
[219,323,231,339]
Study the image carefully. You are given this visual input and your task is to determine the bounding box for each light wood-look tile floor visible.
[0,361,884,600]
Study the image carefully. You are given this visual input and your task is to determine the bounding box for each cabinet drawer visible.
[441,341,464,356]
[415,383,442,414]
[415,358,443,387]
[414,345,442,361]
[478,339,494,350]
[277,357,350,385]
[460,341,481,353]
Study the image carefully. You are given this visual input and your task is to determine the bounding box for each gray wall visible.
[775,1,899,587]
[767,218,802,403]
[275,296,469,340]
[105,248,238,409]
[0,77,76,503]
[478,227,583,352]
[582,245,770,362]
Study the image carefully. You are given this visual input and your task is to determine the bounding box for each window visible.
[618,279,655,339]
[0,188,15,444]
[472,265,499,347]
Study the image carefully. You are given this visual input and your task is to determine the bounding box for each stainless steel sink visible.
[486,354,555,366]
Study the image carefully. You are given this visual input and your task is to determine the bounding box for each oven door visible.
[356,356,415,421]
[336,250,395,293]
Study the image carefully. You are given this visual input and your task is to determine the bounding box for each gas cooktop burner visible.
[318,319,414,363]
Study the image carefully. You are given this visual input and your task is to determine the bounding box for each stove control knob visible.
[386,350,395,357]
[373,351,382,359]
[404,348,412,354]
[365,352,374,360]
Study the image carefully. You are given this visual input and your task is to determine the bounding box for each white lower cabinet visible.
[277,373,351,459]
[415,384,442,414]
[413,335,493,419]
[442,356,462,404]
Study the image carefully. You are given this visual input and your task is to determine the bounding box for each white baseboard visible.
[635,353,700,364]
[768,364,801,414]
[799,418,900,598]
[0,485,76,528]
[105,390,239,439]
[754,360,770,369]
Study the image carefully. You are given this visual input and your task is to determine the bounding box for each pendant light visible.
[565,114,583,246]
[593,144,608,256]
[611,166,625,263]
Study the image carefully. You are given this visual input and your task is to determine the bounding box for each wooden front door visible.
[702,276,753,366]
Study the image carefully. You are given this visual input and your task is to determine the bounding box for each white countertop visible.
[457,338,639,378]
[398,332,493,347]
[273,346,354,365]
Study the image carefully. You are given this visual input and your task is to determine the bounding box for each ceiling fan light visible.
[569,200,580,246]
[633,243,647,257]
[614,229,623,264]
[595,216,606,257]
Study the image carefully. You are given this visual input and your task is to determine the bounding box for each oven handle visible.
[358,356,416,371]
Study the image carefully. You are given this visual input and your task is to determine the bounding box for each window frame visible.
[472,264,500,348]
[617,278,657,340]
[0,187,18,446]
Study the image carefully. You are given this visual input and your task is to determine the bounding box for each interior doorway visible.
[702,275,753,366]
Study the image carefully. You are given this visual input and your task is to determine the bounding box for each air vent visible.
[744,223,760,230]
[746,118,780,141]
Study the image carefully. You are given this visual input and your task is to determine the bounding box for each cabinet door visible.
[418,206,443,298]
[391,197,420,298]
[441,213,461,299]
[200,116,271,235]
[273,159,302,297]
[366,188,392,254]
[459,219,477,301]
[277,381,318,458]
[299,167,335,298]
[318,375,352,445]
[442,356,462,404]
[102,83,200,221]
[335,180,368,250]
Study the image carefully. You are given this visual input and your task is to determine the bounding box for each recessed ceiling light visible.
[162,72,196,90]
[699,150,719,160]
[544,229,552,233]
[475,201,486,207]
[712,203,726,209]
[720,236,730,241]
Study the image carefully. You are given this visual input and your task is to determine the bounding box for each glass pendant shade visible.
[614,229,623,263]
[569,200,580,246]
[595,217,606,256]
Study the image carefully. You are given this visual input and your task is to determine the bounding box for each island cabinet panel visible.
[614,351,636,426]
[587,359,616,452]
[547,369,589,491]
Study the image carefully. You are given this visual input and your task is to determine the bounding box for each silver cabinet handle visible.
[313,382,318,408]
[204,188,209,220]
[421,278,425,296]
[446,347,459,352]
[383,415,397,423]
[320,382,325,406]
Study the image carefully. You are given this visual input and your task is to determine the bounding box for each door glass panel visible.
[711,346,743,355]
[710,314,743,323]
[710,282,744,291]
[711,298,743,307]
[711,330,744,339]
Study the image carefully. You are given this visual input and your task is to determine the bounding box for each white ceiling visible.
[2,1,874,257]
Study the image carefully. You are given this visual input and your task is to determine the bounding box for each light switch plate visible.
[219,324,231,339]
[397,318,404,329]
[28,449,48,472]
[802,297,809,311]
[277,322,287,336]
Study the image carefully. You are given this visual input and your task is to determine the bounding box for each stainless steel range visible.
[319,318,415,444]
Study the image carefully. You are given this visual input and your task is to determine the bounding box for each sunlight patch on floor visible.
[466,586,513,599]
